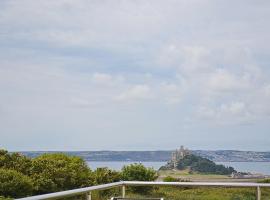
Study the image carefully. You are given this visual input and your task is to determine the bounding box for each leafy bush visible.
[93,167,121,184]
[163,176,190,182]
[0,150,97,198]
[121,163,157,181]
[0,169,34,198]
[93,167,121,197]
[121,163,157,194]
[0,150,32,175]
[30,153,94,194]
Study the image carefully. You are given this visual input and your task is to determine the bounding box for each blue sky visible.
[0,0,270,151]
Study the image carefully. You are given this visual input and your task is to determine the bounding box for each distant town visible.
[19,149,270,162]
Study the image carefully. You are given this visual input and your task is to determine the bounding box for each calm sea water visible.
[217,162,270,175]
[87,161,270,175]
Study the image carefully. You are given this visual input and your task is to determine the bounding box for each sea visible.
[87,161,270,175]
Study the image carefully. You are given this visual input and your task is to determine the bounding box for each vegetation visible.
[258,179,270,183]
[0,150,93,198]
[1,149,269,200]
[30,153,93,194]
[93,167,121,184]
[0,169,33,198]
[127,186,270,200]
[163,176,189,182]
[0,150,32,175]
[0,150,157,198]
[121,163,157,194]
[160,154,236,175]
[121,163,157,181]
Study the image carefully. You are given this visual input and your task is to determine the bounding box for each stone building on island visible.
[171,146,190,169]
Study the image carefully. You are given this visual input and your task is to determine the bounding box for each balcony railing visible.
[16,181,270,200]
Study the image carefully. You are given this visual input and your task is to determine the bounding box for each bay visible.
[87,161,270,175]
[217,162,270,175]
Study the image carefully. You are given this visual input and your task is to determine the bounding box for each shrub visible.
[0,168,33,198]
[121,163,157,194]
[0,150,32,175]
[30,153,93,194]
[93,167,121,184]
[163,176,190,182]
[163,176,179,182]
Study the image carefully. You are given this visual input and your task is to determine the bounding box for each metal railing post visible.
[122,185,126,198]
[256,186,261,200]
[86,192,91,200]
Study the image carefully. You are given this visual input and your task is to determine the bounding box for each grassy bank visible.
[158,169,265,182]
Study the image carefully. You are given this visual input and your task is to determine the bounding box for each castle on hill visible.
[171,146,190,168]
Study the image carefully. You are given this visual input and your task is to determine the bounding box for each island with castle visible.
[159,146,236,175]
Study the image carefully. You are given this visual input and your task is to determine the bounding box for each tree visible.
[30,153,93,194]
[121,163,157,194]
[0,169,34,198]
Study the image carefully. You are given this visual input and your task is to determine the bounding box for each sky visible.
[0,0,270,151]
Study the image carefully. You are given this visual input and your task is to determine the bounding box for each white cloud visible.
[92,73,112,85]
[159,79,187,105]
[197,102,254,125]
[115,84,153,103]
[206,69,251,93]
[157,45,213,74]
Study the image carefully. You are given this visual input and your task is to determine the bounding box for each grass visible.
[158,169,231,181]
[125,186,270,200]
[157,170,266,183]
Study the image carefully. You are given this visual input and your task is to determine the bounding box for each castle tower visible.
[171,146,190,169]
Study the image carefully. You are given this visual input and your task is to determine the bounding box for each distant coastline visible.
[18,150,270,162]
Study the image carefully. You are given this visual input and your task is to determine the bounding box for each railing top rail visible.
[16,181,270,200]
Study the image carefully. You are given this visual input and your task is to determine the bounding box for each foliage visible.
[121,163,157,181]
[93,167,121,184]
[121,163,157,194]
[0,197,13,200]
[163,176,190,182]
[0,168,34,198]
[174,154,236,175]
[0,150,32,175]
[92,167,121,198]
[30,153,93,194]
[163,176,179,182]
[258,179,270,183]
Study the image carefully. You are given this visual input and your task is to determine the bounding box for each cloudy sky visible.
[0,0,270,151]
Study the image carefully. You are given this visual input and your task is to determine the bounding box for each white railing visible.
[16,181,270,200]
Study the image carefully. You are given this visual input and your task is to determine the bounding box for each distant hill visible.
[18,150,270,162]
[160,154,236,175]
